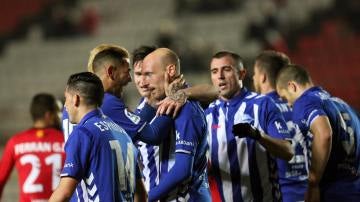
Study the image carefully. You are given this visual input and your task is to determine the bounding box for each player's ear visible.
[238,68,246,80]
[261,73,266,84]
[288,81,297,93]
[74,94,81,107]
[165,64,177,81]
[166,64,176,77]
[106,65,116,80]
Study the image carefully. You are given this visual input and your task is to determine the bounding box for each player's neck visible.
[260,84,274,94]
[33,120,48,129]
[76,106,97,124]
[299,82,313,94]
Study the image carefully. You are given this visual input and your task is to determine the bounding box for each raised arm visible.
[157,83,218,117]
[182,84,218,103]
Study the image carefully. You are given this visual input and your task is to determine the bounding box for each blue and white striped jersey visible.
[267,91,308,202]
[206,88,290,202]
[136,98,210,201]
[292,86,360,200]
[135,98,163,192]
[62,108,75,142]
[62,109,138,202]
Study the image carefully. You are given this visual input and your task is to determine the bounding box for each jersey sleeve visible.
[174,102,203,155]
[0,138,16,197]
[60,127,91,181]
[261,98,291,139]
[101,96,146,139]
[293,96,327,132]
[136,103,173,144]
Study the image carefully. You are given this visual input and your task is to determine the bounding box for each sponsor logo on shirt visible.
[275,121,282,130]
[275,121,289,134]
[125,109,141,124]
[175,130,194,147]
[212,124,221,129]
[64,163,74,168]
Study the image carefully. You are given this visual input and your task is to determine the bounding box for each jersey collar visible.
[104,92,126,108]
[220,87,249,107]
[78,109,102,126]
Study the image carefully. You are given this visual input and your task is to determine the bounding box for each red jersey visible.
[0,128,65,202]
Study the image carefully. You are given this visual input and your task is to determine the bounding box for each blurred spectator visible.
[41,2,99,39]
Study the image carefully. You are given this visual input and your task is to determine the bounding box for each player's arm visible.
[149,103,200,201]
[136,103,172,145]
[148,153,193,201]
[135,178,147,202]
[259,99,294,160]
[49,177,78,202]
[233,123,293,160]
[182,84,218,102]
[306,116,332,202]
[0,139,16,198]
[134,160,147,202]
[157,76,218,117]
[258,134,293,160]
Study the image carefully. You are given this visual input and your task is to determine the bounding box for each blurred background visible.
[0,0,359,199]
[0,0,360,144]
[1,0,360,143]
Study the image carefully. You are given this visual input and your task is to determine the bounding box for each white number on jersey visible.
[109,140,135,193]
[20,153,62,193]
[339,112,355,155]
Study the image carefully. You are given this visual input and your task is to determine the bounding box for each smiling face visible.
[111,61,131,93]
[133,61,151,98]
[210,56,243,100]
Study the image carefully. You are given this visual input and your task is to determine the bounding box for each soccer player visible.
[276,64,360,202]
[206,51,294,202]
[131,45,161,193]
[141,48,211,201]
[0,93,65,201]
[50,72,142,201]
[253,51,308,201]
[61,44,171,200]
[132,45,157,99]
[62,44,171,144]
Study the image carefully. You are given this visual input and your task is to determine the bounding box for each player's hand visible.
[232,123,262,140]
[165,73,186,98]
[156,97,184,118]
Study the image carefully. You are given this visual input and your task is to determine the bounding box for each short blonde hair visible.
[87,44,130,73]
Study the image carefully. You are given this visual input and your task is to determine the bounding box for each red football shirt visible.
[0,128,65,202]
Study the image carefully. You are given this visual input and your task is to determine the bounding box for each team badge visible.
[124,109,141,124]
